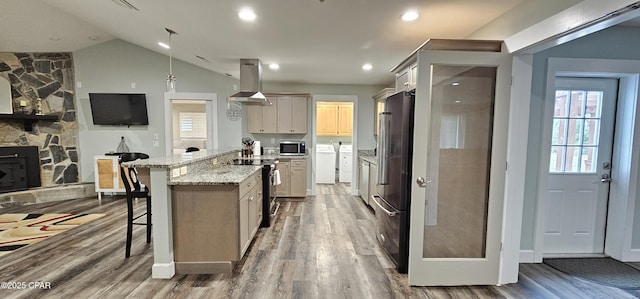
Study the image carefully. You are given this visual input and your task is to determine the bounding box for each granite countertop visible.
[359,155,377,165]
[125,148,239,168]
[169,165,262,186]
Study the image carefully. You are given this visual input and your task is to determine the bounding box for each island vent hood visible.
[227,59,269,105]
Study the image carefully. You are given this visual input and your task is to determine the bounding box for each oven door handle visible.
[371,195,398,217]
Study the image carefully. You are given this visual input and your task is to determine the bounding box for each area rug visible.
[543,257,640,289]
[0,213,105,257]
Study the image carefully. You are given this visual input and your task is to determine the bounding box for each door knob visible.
[601,173,612,183]
[416,176,430,187]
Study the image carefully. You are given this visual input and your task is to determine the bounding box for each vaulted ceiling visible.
[0,0,619,86]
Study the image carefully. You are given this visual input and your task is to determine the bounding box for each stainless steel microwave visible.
[279,141,306,155]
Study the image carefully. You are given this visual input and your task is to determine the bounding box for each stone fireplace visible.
[0,52,79,188]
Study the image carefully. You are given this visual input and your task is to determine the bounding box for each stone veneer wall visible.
[0,52,79,186]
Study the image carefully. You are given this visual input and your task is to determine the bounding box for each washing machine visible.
[339,144,352,183]
[315,144,336,184]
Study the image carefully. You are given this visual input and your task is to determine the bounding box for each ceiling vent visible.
[112,0,139,11]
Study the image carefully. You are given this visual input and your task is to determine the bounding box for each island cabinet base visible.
[171,171,262,274]
[175,261,235,274]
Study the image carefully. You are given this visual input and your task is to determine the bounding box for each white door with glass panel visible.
[409,49,511,285]
[544,77,617,255]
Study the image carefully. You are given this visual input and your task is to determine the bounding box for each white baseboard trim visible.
[625,249,640,261]
[152,262,175,279]
[519,250,536,263]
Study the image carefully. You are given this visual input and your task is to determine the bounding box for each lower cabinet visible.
[276,158,307,197]
[369,163,378,203]
[290,159,307,197]
[171,171,262,274]
[276,161,290,197]
[94,155,125,200]
[358,159,370,204]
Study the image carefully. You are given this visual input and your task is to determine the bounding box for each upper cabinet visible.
[248,94,308,134]
[337,103,353,136]
[247,96,278,133]
[317,102,353,136]
[373,88,395,139]
[277,96,308,134]
[317,103,338,136]
[395,63,418,92]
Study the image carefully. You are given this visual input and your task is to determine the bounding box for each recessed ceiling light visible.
[239,8,256,21]
[401,10,419,22]
[452,82,460,86]
[269,64,280,70]
[362,63,373,71]
[158,42,170,49]
[88,35,101,41]
[454,100,462,103]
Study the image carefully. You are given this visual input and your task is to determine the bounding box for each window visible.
[179,112,207,139]
[440,114,465,149]
[549,89,603,173]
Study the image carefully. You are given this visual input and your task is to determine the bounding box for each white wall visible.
[467,0,581,39]
[73,39,388,184]
[73,39,241,182]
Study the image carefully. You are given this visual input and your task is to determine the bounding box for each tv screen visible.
[89,93,149,125]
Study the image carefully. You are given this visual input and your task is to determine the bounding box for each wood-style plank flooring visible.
[1,184,640,298]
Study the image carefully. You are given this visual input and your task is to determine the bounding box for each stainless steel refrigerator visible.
[372,90,414,273]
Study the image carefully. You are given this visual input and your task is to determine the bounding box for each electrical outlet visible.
[271,138,275,144]
[76,81,82,88]
[153,140,159,147]
[172,168,180,178]
[211,158,218,165]
[180,166,187,175]
[131,82,136,89]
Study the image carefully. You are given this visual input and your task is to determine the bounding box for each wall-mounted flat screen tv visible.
[89,93,149,125]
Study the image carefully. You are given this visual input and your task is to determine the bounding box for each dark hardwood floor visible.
[1,187,640,298]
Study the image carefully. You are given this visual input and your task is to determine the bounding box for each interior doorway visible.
[534,58,640,263]
[171,100,207,154]
[311,95,358,196]
[163,92,218,155]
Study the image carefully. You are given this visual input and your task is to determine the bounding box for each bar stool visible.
[119,152,151,258]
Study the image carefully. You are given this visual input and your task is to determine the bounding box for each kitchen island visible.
[125,148,263,278]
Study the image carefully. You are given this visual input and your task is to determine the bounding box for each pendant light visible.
[165,27,178,93]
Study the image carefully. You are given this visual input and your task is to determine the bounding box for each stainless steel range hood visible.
[227,59,269,105]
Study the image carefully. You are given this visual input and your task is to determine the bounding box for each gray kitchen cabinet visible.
[277,96,308,134]
[290,159,307,197]
[395,63,417,92]
[368,162,378,205]
[247,96,278,133]
[358,159,370,205]
[171,170,262,274]
[373,88,395,139]
[276,158,307,197]
[276,160,291,197]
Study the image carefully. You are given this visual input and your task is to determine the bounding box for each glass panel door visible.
[423,66,496,259]
[409,48,511,286]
